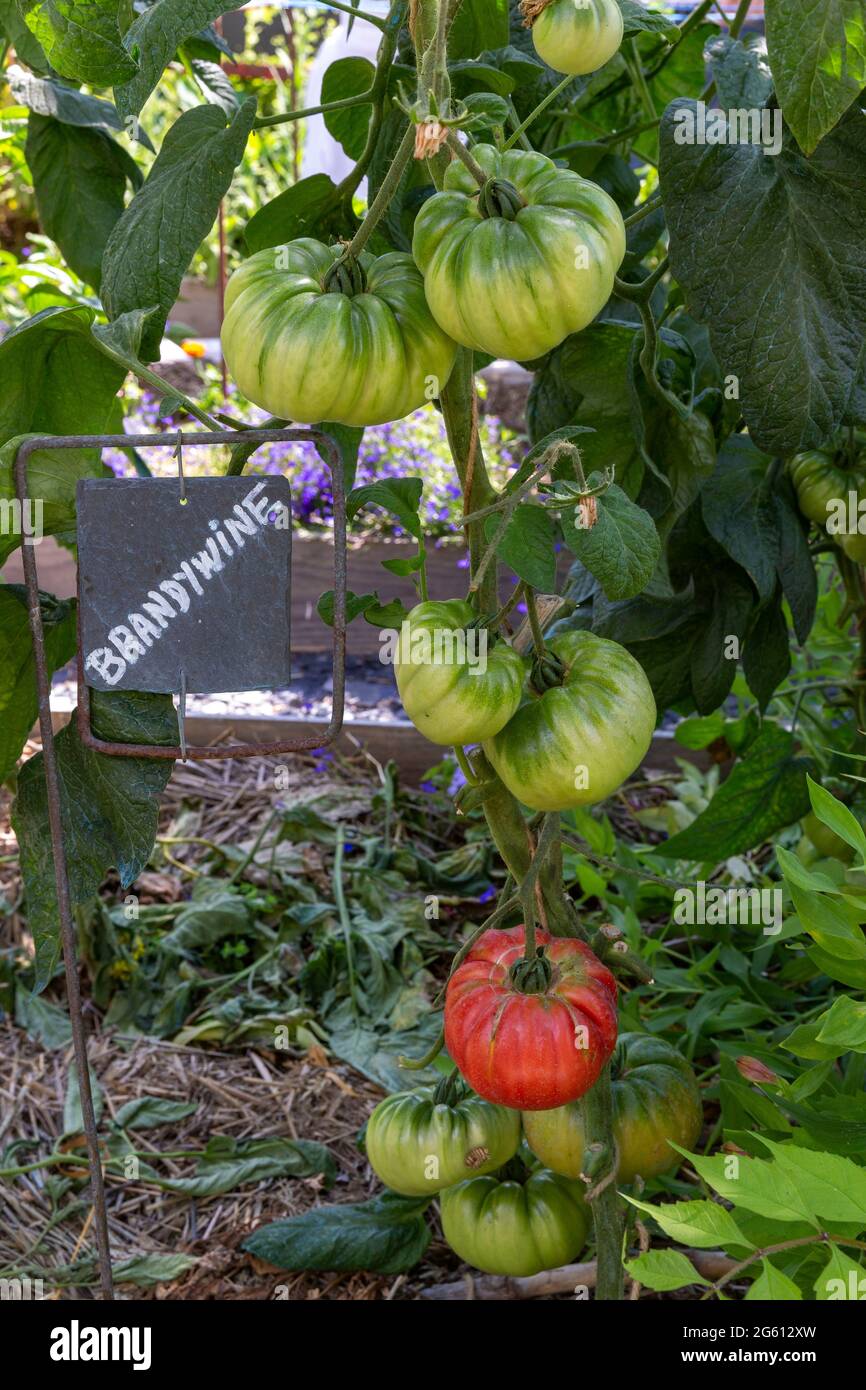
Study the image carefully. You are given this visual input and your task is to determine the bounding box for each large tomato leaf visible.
[765,0,866,155]
[101,99,256,360]
[114,0,234,122]
[0,587,76,784]
[7,65,153,147]
[12,690,177,990]
[0,306,124,448]
[18,0,137,87]
[652,726,812,860]
[26,113,140,290]
[0,0,48,68]
[242,1192,432,1275]
[659,98,866,455]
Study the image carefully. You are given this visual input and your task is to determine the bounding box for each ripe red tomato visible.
[444,925,618,1110]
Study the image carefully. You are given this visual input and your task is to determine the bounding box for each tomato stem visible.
[582,1063,625,1300]
[502,73,575,152]
[444,131,489,186]
[343,123,416,259]
[524,587,549,661]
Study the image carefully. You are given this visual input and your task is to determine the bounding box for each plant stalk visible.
[582,1063,625,1300]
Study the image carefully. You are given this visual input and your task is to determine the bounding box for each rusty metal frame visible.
[12,426,348,1299]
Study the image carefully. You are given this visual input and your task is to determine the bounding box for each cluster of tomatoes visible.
[789,447,866,566]
[220,2,628,432]
[366,928,703,1276]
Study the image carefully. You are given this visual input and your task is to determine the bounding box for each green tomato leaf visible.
[7,65,153,147]
[0,435,112,566]
[782,1020,850,1062]
[660,98,866,455]
[623,1195,753,1251]
[448,0,509,58]
[674,712,725,750]
[322,56,374,160]
[700,435,777,603]
[815,1244,866,1300]
[705,32,774,110]
[765,0,866,155]
[742,594,791,713]
[26,113,140,289]
[0,586,77,783]
[19,0,137,87]
[745,1260,803,1301]
[242,1191,432,1275]
[12,690,177,990]
[750,1138,866,1225]
[684,1149,821,1228]
[316,589,408,629]
[102,99,257,361]
[653,725,812,860]
[624,1248,710,1292]
[807,775,866,862]
[485,503,555,592]
[561,479,660,601]
[114,1096,198,1130]
[815,995,866,1052]
[14,991,72,1048]
[617,0,679,41]
[0,305,125,449]
[152,1136,336,1196]
[347,477,423,539]
[243,173,348,255]
[114,0,236,121]
[185,54,239,114]
[0,0,49,68]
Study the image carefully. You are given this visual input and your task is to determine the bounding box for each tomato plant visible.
[522,1032,703,1184]
[365,1076,521,1195]
[439,1163,589,1276]
[4,0,866,1309]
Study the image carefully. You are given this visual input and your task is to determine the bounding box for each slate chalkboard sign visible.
[77,477,292,694]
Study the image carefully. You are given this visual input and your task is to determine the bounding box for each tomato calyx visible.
[529,651,566,694]
[478,178,526,221]
[432,1068,470,1108]
[322,253,367,298]
[509,946,553,995]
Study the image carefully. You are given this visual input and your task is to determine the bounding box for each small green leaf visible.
[816,1244,866,1300]
[561,479,660,601]
[624,1248,710,1292]
[623,1195,754,1251]
[816,995,866,1052]
[115,1096,198,1130]
[242,1192,432,1275]
[347,478,423,539]
[485,503,555,592]
[322,56,374,159]
[807,776,866,863]
[745,1259,803,1301]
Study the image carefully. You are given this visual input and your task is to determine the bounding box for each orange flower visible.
[180,339,206,359]
[415,121,447,160]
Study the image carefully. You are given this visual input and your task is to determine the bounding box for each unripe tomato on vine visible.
[411,145,626,361]
[484,630,656,813]
[221,238,457,427]
[522,1032,703,1184]
[394,600,527,745]
[444,925,618,1110]
[365,1077,520,1196]
[788,450,866,564]
[522,0,624,78]
[439,1164,589,1276]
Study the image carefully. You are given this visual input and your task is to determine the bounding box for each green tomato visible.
[522,1033,703,1185]
[789,452,866,562]
[439,1167,589,1273]
[484,630,656,812]
[440,1168,588,1275]
[530,0,624,77]
[365,1086,520,1197]
[802,812,855,864]
[411,145,626,361]
[221,238,457,427]
[394,600,527,745]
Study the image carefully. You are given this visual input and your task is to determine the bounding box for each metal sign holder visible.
[13,427,348,1299]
